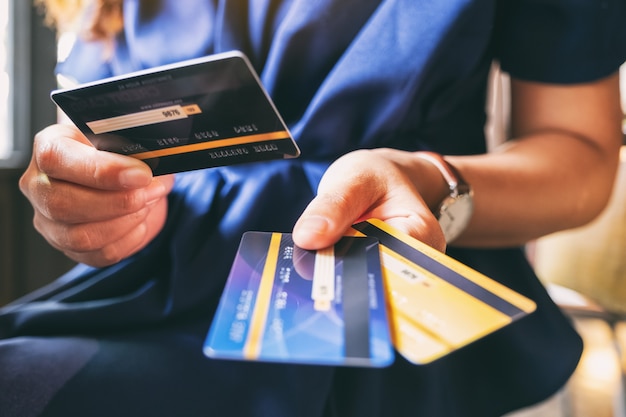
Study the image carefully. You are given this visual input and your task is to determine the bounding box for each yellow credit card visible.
[351,219,536,364]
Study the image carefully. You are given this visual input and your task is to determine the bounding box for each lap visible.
[0,336,99,417]
[0,318,333,417]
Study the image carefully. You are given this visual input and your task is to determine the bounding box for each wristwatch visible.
[416,152,474,243]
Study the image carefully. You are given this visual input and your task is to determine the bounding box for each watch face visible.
[439,194,474,243]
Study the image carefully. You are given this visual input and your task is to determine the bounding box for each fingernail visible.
[119,167,151,188]
[297,215,330,235]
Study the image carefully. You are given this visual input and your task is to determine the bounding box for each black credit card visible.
[51,50,300,175]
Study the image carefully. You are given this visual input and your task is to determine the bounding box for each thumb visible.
[292,195,360,250]
[293,166,383,249]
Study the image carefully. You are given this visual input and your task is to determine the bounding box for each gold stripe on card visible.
[243,232,282,359]
[130,131,290,160]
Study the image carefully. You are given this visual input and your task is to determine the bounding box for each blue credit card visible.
[203,232,394,367]
[51,50,300,176]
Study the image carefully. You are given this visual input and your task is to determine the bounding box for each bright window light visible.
[0,0,10,159]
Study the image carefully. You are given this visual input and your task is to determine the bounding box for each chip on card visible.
[51,50,300,175]
[203,232,394,367]
[351,219,537,364]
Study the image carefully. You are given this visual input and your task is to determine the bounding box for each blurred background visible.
[0,2,624,416]
[0,0,76,305]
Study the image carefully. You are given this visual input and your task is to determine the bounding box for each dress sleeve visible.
[495,0,626,83]
[55,38,114,85]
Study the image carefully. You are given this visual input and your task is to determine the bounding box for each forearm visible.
[446,130,621,247]
[426,72,624,247]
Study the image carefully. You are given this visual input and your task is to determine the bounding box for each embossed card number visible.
[51,50,300,175]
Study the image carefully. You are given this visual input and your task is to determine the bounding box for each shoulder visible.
[55,37,114,85]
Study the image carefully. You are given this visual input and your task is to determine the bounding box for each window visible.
[1,0,11,159]
[0,0,57,168]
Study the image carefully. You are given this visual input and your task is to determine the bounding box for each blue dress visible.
[2,1,626,416]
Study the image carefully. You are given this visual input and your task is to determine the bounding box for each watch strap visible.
[415,151,467,194]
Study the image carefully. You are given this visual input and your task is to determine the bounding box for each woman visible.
[2,0,625,416]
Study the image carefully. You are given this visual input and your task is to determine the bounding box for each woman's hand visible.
[19,124,175,267]
[292,148,448,252]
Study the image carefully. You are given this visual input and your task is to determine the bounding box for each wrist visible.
[414,151,474,243]
[413,152,455,213]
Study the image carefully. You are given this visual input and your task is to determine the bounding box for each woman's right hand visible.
[19,124,175,267]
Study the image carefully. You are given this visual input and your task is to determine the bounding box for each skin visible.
[20,73,624,266]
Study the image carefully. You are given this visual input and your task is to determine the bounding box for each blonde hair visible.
[35,0,124,40]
